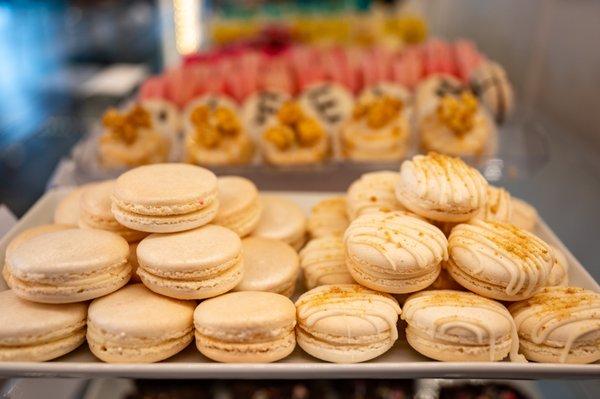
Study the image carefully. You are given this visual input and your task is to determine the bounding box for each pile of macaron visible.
[2,153,599,365]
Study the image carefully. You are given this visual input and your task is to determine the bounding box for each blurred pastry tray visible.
[1,189,596,379]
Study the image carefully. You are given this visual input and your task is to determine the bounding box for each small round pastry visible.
[340,93,410,161]
[446,220,554,301]
[298,83,354,133]
[111,163,219,233]
[414,74,465,122]
[139,98,182,137]
[346,171,405,220]
[252,195,307,250]
[395,152,488,222]
[2,224,71,287]
[307,196,349,238]
[87,284,195,363]
[402,290,523,362]
[469,60,514,124]
[214,176,262,237]
[510,197,539,232]
[234,237,300,297]
[295,284,401,363]
[344,211,448,294]
[184,95,254,165]
[194,291,296,363]
[54,185,90,226]
[300,236,354,290]
[78,180,148,242]
[419,91,494,157]
[241,90,289,139]
[0,290,87,362]
[99,104,170,168]
[260,100,330,165]
[474,185,513,222]
[509,286,600,364]
[547,245,569,287]
[5,228,131,303]
[136,225,243,300]
[360,82,411,104]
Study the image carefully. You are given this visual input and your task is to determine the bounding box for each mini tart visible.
[295,284,401,363]
[509,287,600,364]
[99,105,169,169]
[420,91,494,157]
[344,211,448,294]
[402,290,524,362]
[184,96,253,165]
[260,100,330,165]
[547,245,569,287]
[446,220,554,301]
[469,61,514,124]
[300,236,354,290]
[395,152,488,222]
[346,171,405,220]
[510,197,539,232]
[307,196,349,238]
[341,94,410,161]
[214,176,262,237]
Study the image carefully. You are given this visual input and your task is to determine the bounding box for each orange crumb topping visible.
[263,101,324,150]
[352,95,404,129]
[102,104,152,145]
[190,104,241,148]
[437,91,478,135]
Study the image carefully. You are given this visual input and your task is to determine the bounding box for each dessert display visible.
[344,211,448,294]
[87,284,195,363]
[402,290,523,362]
[234,237,300,297]
[509,287,600,364]
[252,195,307,250]
[475,185,513,222]
[0,290,87,362]
[136,225,243,300]
[99,105,170,168]
[340,92,410,161]
[241,90,289,139]
[306,196,349,238]
[259,100,330,165]
[346,171,405,220]
[300,236,354,289]
[469,60,515,123]
[183,96,254,165]
[295,284,401,363]
[111,163,219,233]
[194,291,296,363]
[297,83,354,136]
[214,176,262,237]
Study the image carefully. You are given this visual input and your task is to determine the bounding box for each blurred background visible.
[0,1,599,397]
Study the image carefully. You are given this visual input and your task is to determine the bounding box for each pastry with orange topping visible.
[340,91,411,161]
[259,100,329,165]
[99,105,169,168]
[183,95,253,165]
[419,90,495,157]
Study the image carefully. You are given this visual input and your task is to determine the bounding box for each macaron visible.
[395,152,488,222]
[87,284,195,363]
[307,196,349,238]
[474,185,513,223]
[2,224,71,287]
[295,284,401,363]
[509,286,600,364]
[446,220,554,301]
[194,291,296,363]
[252,195,307,250]
[136,224,243,299]
[0,290,87,361]
[402,290,524,362]
[53,185,89,226]
[346,171,405,220]
[214,176,262,237]
[5,228,131,303]
[111,163,219,233]
[299,236,354,289]
[234,237,299,297]
[547,245,569,287]
[510,197,538,232]
[344,211,448,294]
[79,180,148,242]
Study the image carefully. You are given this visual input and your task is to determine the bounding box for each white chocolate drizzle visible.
[300,237,352,288]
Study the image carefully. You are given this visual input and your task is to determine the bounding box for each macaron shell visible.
[235,237,299,295]
[307,196,349,238]
[4,224,71,263]
[252,195,307,250]
[300,236,354,290]
[53,186,89,226]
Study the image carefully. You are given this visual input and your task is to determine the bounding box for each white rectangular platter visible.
[1,189,598,379]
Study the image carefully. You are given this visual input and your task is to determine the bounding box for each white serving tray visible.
[0,189,598,378]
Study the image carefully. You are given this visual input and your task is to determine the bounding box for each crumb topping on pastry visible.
[102,105,152,145]
[437,91,478,135]
[190,105,241,148]
[263,101,325,150]
[352,95,404,129]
